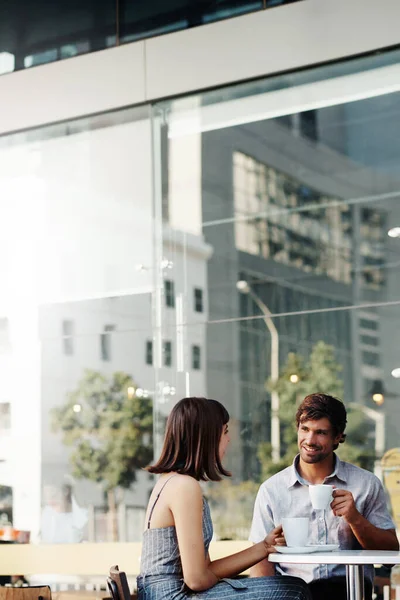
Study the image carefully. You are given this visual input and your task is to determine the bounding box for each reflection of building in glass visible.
[198,107,396,479]
[233,152,386,290]
[234,152,352,284]
[231,151,390,475]
[360,208,386,289]
[237,277,353,474]
[0,0,398,563]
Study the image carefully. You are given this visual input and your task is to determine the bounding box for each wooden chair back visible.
[0,587,52,600]
[107,565,131,600]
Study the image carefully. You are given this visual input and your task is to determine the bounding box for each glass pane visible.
[0,0,115,73]
[153,48,400,536]
[0,104,155,543]
[40,313,154,543]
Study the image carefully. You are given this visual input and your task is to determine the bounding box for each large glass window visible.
[1,29,400,590]
[233,152,353,284]
[0,103,157,545]
[0,0,302,75]
[153,48,400,537]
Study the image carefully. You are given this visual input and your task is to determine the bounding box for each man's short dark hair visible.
[296,393,347,448]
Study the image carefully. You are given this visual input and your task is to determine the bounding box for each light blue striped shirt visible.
[249,454,395,583]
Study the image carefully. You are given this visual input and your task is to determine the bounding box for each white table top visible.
[269,550,400,565]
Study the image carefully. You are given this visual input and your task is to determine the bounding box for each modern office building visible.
[197,114,399,477]
[0,0,400,550]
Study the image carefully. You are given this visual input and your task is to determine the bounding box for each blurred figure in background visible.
[40,483,87,543]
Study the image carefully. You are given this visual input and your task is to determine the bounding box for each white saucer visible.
[307,544,339,552]
[276,544,339,554]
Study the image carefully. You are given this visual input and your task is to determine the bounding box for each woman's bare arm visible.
[170,477,274,591]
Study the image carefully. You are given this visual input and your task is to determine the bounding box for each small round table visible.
[269,549,400,600]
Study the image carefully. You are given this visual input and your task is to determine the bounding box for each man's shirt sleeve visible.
[363,474,396,530]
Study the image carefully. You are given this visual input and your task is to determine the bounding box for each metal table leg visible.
[346,564,365,600]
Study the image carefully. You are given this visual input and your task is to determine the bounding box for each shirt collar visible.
[329,454,347,483]
[287,453,347,488]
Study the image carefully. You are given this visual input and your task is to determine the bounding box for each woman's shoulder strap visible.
[147,474,179,529]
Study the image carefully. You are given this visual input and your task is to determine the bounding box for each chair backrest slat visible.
[0,587,52,600]
[108,565,131,600]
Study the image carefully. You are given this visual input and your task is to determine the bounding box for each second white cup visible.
[309,484,334,510]
[282,517,309,547]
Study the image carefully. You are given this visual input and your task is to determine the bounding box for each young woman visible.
[137,397,310,600]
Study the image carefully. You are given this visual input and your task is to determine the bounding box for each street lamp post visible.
[237,280,280,463]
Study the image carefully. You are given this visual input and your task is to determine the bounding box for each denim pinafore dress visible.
[137,476,310,600]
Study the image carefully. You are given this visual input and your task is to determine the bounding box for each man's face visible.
[297,417,342,464]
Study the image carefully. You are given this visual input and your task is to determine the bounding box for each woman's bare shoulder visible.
[169,474,202,495]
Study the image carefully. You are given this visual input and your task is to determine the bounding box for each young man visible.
[249,393,398,600]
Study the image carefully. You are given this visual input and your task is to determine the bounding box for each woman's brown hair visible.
[146,397,231,481]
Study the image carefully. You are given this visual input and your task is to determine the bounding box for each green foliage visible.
[257,442,291,478]
[259,341,374,480]
[336,406,375,470]
[51,369,153,492]
[206,479,260,540]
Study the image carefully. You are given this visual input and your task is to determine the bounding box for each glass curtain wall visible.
[153,48,400,540]
[0,0,302,75]
[1,42,400,553]
[0,105,157,545]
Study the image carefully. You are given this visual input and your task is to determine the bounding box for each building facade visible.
[0,0,400,549]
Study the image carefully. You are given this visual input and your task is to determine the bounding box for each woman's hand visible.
[263,524,285,553]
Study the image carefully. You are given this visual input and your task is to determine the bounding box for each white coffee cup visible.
[281,517,309,547]
[309,484,334,510]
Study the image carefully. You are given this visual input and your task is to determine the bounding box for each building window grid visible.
[194,288,204,313]
[62,319,74,356]
[101,324,115,361]
[360,334,380,347]
[360,208,386,289]
[361,350,381,368]
[192,345,201,370]
[359,310,381,360]
[163,340,172,367]
[145,340,153,365]
[164,279,175,308]
[359,317,379,332]
[233,151,384,290]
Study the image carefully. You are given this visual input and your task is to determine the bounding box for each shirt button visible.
[319,518,324,522]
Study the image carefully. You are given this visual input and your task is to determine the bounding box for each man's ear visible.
[338,433,346,444]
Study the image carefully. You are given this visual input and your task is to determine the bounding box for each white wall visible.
[1,0,400,135]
